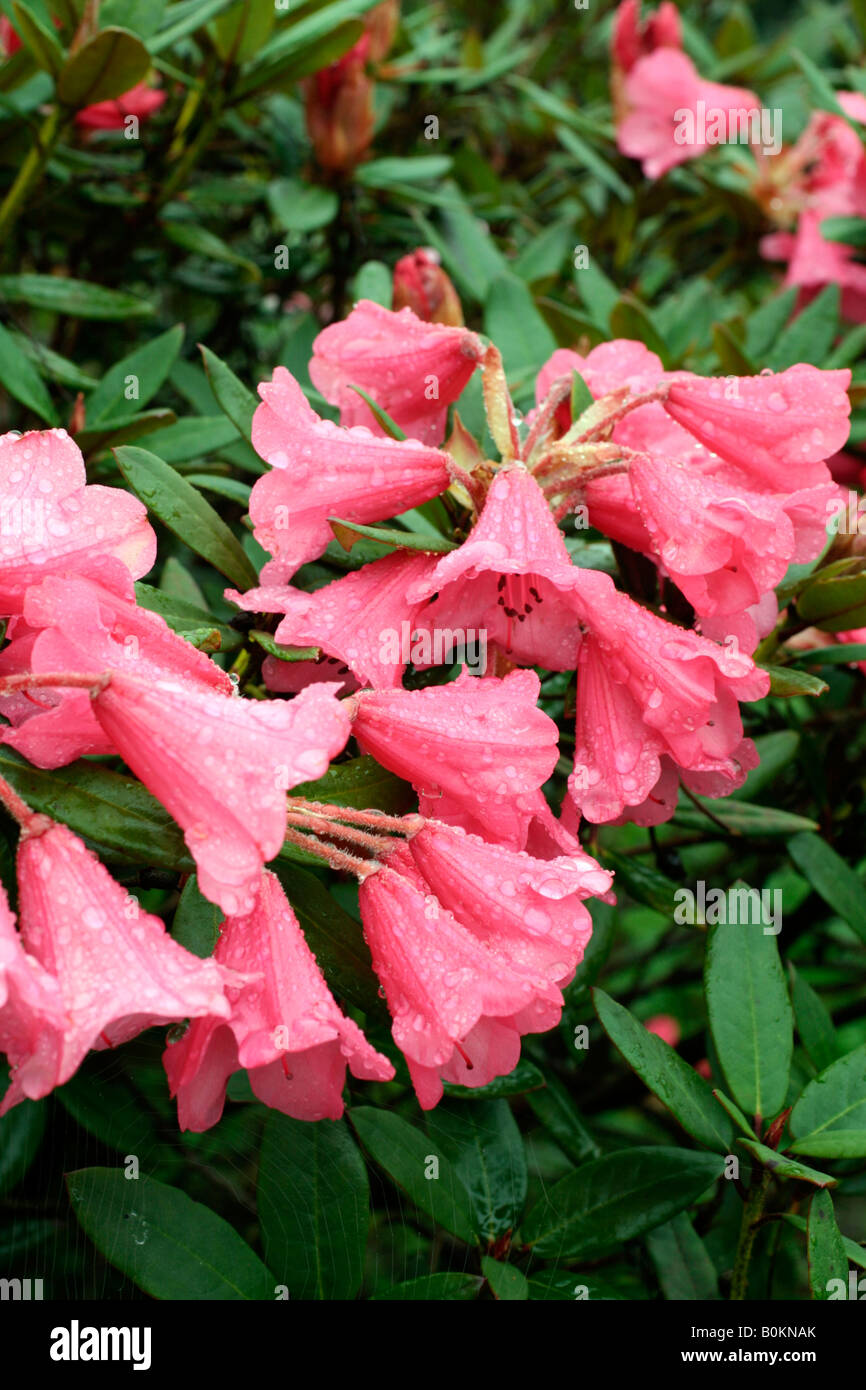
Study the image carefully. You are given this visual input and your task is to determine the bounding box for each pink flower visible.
[348,668,560,847]
[359,844,563,1109]
[249,366,453,579]
[164,870,393,1130]
[228,549,439,690]
[74,83,166,131]
[309,300,484,445]
[0,16,21,56]
[567,567,768,823]
[762,212,866,324]
[645,1013,681,1047]
[405,466,585,671]
[617,48,760,179]
[0,430,155,614]
[392,248,464,327]
[611,0,682,75]
[91,676,351,914]
[1,821,233,1114]
[0,883,65,1113]
[0,572,231,768]
[662,364,852,491]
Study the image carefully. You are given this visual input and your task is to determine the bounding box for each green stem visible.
[154,90,226,211]
[730,1170,771,1300]
[0,106,66,246]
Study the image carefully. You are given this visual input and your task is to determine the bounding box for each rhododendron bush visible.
[0,0,865,1321]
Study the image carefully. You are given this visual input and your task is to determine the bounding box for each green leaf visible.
[783,1212,866,1271]
[249,631,319,663]
[11,2,64,77]
[291,753,414,816]
[821,216,866,247]
[594,989,733,1152]
[790,965,840,1073]
[570,370,594,419]
[198,343,257,443]
[484,274,557,380]
[150,0,237,52]
[730,730,800,800]
[10,333,98,392]
[211,0,274,62]
[797,570,866,632]
[789,643,866,666]
[705,917,792,1121]
[745,288,798,360]
[115,445,258,589]
[522,1148,725,1259]
[645,1212,719,1300]
[0,319,57,423]
[0,745,190,870]
[790,49,851,120]
[425,1100,527,1242]
[149,415,243,463]
[344,385,407,440]
[329,517,456,554]
[352,260,392,308]
[442,1058,545,1101]
[596,848,679,917]
[163,220,260,279]
[712,1089,759,1139]
[355,155,453,188]
[808,1189,848,1299]
[574,258,620,332]
[58,1068,162,1158]
[788,833,866,944]
[349,1107,477,1244]
[87,325,184,425]
[57,27,151,107]
[233,15,364,96]
[67,1168,273,1299]
[75,409,177,456]
[134,581,241,651]
[674,798,819,836]
[763,664,828,698]
[526,1073,601,1164]
[258,1114,368,1300]
[767,284,840,370]
[0,275,154,321]
[482,1257,528,1300]
[371,1273,482,1300]
[0,1099,46,1196]
[737,1139,836,1188]
[555,123,632,202]
[101,0,167,37]
[789,1044,866,1157]
[171,874,220,958]
[274,862,380,1014]
[609,295,670,366]
[267,177,339,232]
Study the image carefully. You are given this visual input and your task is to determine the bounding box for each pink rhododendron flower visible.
[0,883,65,1111]
[348,668,560,847]
[645,1014,681,1047]
[91,677,351,914]
[1,822,233,1114]
[405,466,585,671]
[392,248,464,326]
[617,48,760,179]
[309,300,484,444]
[229,549,439,689]
[164,870,393,1130]
[359,843,564,1109]
[0,430,155,614]
[74,83,166,131]
[611,0,681,76]
[761,212,866,323]
[249,366,452,578]
[0,572,231,768]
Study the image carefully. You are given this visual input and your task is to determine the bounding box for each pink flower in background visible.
[0,16,21,56]
[645,1014,681,1047]
[1,822,232,1114]
[0,883,65,1113]
[310,299,484,444]
[762,211,866,323]
[348,668,560,847]
[616,46,760,179]
[74,83,166,131]
[164,871,393,1130]
[249,366,452,579]
[228,549,439,690]
[392,248,464,326]
[0,430,155,614]
[92,676,351,915]
[612,0,682,76]
[0,572,231,768]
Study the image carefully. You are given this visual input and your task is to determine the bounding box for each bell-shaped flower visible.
[0,882,65,1114]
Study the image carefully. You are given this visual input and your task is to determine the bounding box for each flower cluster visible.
[0,283,852,1122]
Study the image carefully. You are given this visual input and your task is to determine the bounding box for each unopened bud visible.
[392,248,463,326]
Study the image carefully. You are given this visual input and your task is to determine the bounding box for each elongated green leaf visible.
[87,325,184,424]
[609,295,670,365]
[797,571,866,632]
[712,1089,758,1139]
[134,581,241,650]
[425,1100,527,1242]
[163,220,260,278]
[737,1139,836,1188]
[821,216,866,246]
[526,1072,601,1164]
[784,1212,866,1271]
[329,517,456,554]
[371,1273,482,1300]
[0,275,154,321]
[594,989,733,1152]
[789,1044,866,1157]
[258,1114,369,1300]
[808,1189,848,1299]
[146,415,241,463]
[0,745,190,869]
[233,16,364,96]
[768,284,840,370]
[482,1257,528,1300]
[198,343,257,442]
[11,2,64,77]
[442,1058,545,1101]
[763,664,828,698]
[645,1212,719,1300]
[522,1148,725,1259]
[788,833,866,944]
[115,445,258,589]
[597,848,679,917]
[171,874,220,958]
[344,384,407,440]
[274,862,380,1014]
[291,753,414,816]
[57,27,150,106]
[484,274,556,380]
[790,965,839,1073]
[67,1168,273,1299]
[58,1067,163,1159]
[349,1107,477,1244]
[675,798,819,836]
[0,1098,46,1196]
[0,319,56,423]
[211,0,274,61]
[150,0,236,50]
[705,918,792,1121]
